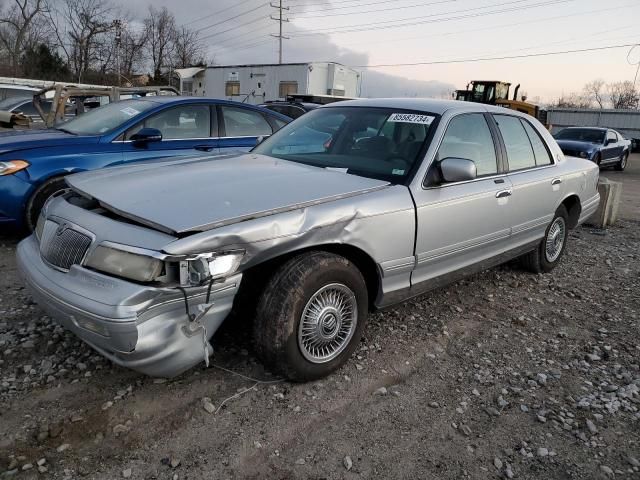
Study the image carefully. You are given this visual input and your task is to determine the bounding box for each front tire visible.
[25,177,67,232]
[253,251,368,382]
[521,205,569,274]
[615,152,628,171]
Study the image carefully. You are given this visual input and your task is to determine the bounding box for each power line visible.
[291,0,531,28]
[285,0,379,7]
[215,37,274,54]
[183,0,258,27]
[334,1,635,48]
[289,0,455,14]
[352,43,640,68]
[200,14,269,41]
[291,0,571,35]
[291,0,458,18]
[195,2,269,33]
[212,22,274,48]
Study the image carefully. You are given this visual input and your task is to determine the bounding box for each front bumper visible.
[17,235,242,377]
[0,172,33,229]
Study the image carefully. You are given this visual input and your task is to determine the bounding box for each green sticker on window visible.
[392,168,405,175]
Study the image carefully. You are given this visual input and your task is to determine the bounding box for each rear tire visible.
[25,177,67,232]
[253,251,368,382]
[615,152,628,171]
[521,205,569,274]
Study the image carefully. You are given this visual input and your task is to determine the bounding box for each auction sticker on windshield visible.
[120,107,140,117]
[387,113,435,125]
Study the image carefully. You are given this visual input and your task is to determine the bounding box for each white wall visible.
[191,63,359,104]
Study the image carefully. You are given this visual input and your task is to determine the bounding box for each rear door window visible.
[221,106,273,137]
[494,114,536,171]
[521,120,553,166]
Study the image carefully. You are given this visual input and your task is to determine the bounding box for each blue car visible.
[0,97,291,231]
[554,127,631,171]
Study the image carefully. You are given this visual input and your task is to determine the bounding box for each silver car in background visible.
[16,99,600,380]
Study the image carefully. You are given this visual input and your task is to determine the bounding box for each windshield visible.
[58,99,157,135]
[555,128,605,143]
[253,107,438,183]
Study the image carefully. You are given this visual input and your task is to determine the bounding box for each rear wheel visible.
[521,205,569,274]
[615,152,628,171]
[253,251,368,382]
[25,177,67,232]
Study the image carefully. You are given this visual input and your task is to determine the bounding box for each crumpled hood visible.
[66,153,390,234]
[0,129,99,154]
[555,139,598,152]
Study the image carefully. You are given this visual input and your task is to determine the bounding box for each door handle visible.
[495,189,512,199]
[194,145,215,152]
[551,178,562,186]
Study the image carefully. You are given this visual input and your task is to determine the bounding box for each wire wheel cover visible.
[545,217,566,262]
[298,283,357,363]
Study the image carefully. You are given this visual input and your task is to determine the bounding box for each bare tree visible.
[0,0,48,75]
[607,81,639,109]
[46,0,116,83]
[172,26,204,69]
[555,92,591,109]
[119,24,148,82]
[144,6,176,81]
[583,79,605,109]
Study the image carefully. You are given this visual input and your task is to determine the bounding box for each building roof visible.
[205,62,351,69]
[174,67,206,79]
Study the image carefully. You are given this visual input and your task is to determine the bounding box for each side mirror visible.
[130,127,162,145]
[605,138,615,145]
[255,135,265,146]
[439,157,477,183]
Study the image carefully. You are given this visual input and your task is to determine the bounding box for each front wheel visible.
[25,177,67,232]
[253,251,368,382]
[521,205,569,274]
[615,152,628,171]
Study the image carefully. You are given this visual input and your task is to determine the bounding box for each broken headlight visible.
[182,252,244,285]
[86,245,164,283]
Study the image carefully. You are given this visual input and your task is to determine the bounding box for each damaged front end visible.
[17,191,243,377]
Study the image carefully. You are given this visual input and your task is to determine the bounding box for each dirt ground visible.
[1,157,639,480]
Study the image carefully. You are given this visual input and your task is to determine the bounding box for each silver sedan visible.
[16,99,600,380]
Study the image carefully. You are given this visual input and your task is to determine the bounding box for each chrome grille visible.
[39,220,92,271]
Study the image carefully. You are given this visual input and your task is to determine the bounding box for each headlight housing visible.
[85,245,164,283]
[183,252,245,285]
[85,243,244,285]
[0,160,29,176]
[578,151,589,159]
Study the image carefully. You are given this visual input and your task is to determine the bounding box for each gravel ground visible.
[1,211,639,479]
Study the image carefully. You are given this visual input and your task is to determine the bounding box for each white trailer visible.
[179,62,360,105]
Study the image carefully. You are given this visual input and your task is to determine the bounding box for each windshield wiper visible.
[55,126,77,135]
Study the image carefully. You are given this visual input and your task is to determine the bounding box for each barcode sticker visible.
[388,113,435,125]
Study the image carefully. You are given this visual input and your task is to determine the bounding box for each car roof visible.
[118,96,291,120]
[263,101,320,110]
[322,97,511,115]
[561,126,610,132]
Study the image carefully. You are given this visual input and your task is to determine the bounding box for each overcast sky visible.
[117,0,640,102]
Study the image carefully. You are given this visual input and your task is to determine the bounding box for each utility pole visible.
[270,0,289,64]
[113,19,122,86]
